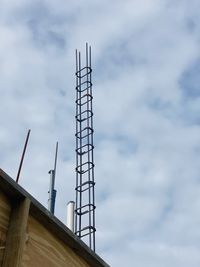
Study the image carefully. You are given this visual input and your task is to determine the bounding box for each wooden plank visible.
[2,197,30,267]
[30,204,109,267]
[0,189,11,231]
[22,216,90,267]
[0,189,11,265]
[0,170,109,267]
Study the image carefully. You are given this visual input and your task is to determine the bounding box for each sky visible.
[1,0,200,266]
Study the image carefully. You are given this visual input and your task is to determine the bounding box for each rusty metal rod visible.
[16,129,31,183]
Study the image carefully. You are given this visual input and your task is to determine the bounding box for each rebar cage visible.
[75,44,96,251]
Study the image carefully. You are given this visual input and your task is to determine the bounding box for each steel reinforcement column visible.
[75,44,96,251]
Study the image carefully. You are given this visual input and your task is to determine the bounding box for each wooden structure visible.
[0,169,109,267]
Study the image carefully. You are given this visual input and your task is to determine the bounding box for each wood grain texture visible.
[0,189,11,266]
[22,216,90,267]
[2,197,30,267]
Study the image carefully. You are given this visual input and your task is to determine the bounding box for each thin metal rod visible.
[16,129,31,183]
[86,43,92,248]
[89,45,96,251]
[75,49,78,234]
[54,141,58,175]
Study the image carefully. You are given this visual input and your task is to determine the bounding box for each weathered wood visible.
[22,216,90,267]
[0,189,11,231]
[2,197,30,267]
[0,169,110,267]
[30,203,109,267]
[0,189,11,265]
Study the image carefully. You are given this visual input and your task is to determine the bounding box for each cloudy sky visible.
[1,0,200,266]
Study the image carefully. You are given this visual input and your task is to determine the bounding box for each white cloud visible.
[1,0,200,266]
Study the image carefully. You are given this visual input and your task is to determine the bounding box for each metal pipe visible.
[48,170,56,214]
[67,201,75,232]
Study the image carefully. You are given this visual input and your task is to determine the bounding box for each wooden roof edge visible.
[0,169,110,267]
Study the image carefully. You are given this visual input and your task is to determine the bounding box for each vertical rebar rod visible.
[89,45,96,252]
[86,43,92,249]
[75,49,78,235]
[16,129,31,183]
